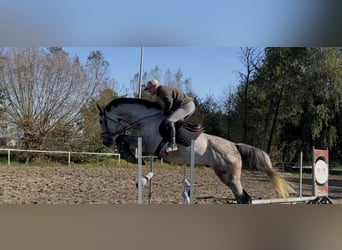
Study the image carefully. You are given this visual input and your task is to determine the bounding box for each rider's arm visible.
[158,88,173,114]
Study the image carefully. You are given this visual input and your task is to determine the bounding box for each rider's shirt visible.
[157,85,193,114]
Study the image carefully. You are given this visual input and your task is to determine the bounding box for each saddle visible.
[159,119,203,147]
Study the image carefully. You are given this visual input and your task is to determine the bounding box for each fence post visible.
[299,151,303,197]
[8,149,11,166]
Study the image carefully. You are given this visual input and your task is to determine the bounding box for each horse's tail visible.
[235,143,295,198]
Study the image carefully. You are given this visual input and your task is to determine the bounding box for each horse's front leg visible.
[116,134,143,164]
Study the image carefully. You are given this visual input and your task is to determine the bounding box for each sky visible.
[64,47,244,100]
[1,0,336,46]
[0,0,340,99]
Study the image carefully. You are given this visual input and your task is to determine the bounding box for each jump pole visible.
[137,137,143,204]
[190,140,195,204]
[299,151,303,197]
[182,140,195,204]
[136,137,154,204]
[147,156,153,204]
[252,196,317,204]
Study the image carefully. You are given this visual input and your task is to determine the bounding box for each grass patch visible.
[330,166,342,175]
[0,152,211,172]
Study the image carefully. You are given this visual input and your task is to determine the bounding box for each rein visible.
[101,111,161,137]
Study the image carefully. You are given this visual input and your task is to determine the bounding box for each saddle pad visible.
[176,126,202,146]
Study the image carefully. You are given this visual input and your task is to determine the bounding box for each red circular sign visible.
[315,159,329,184]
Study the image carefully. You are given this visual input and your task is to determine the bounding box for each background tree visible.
[238,47,262,144]
[0,48,108,155]
[130,67,193,100]
[3,47,342,166]
[196,94,226,137]
[230,47,342,163]
[78,88,119,153]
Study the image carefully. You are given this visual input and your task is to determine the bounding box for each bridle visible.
[100,108,160,138]
[100,109,122,138]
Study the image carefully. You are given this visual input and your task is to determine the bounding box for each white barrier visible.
[136,138,195,204]
[252,196,317,204]
[182,140,195,204]
[137,137,143,204]
[136,172,153,188]
[136,137,154,204]
[0,148,121,165]
[182,178,191,204]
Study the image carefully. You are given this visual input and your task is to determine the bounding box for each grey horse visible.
[97,98,295,204]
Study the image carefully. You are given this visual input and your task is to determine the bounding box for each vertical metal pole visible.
[182,164,191,204]
[138,47,144,99]
[148,156,153,204]
[299,151,303,197]
[312,147,315,196]
[190,140,195,204]
[8,149,10,166]
[68,152,71,165]
[138,137,143,204]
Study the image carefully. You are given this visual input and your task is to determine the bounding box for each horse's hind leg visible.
[213,168,252,204]
[237,189,252,204]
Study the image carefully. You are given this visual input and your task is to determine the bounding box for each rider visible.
[144,79,195,153]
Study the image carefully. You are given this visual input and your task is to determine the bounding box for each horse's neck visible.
[118,104,163,153]
[118,105,160,122]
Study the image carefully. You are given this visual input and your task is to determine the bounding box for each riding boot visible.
[166,122,178,153]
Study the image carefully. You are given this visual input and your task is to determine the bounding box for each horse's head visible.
[97,98,163,148]
[97,103,121,147]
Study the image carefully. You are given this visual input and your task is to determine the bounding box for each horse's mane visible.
[106,98,162,111]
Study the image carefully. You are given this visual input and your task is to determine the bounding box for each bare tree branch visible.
[0,48,107,149]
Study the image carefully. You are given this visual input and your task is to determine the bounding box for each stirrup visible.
[166,143,178,153]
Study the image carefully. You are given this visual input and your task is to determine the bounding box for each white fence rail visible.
[0,148,120,166]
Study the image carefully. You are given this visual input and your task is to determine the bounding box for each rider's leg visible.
[166,121,178,152]
[165,102,195,153]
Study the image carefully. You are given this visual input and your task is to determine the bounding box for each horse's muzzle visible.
[102,136,114,147]
[103,140,114,147]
